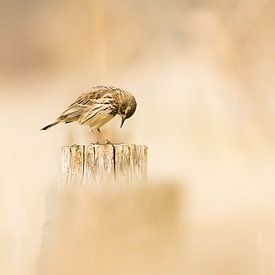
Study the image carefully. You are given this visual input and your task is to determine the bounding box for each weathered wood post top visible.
[61,144,147,187]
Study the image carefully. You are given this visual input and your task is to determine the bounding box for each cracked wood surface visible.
[61,144,148,187]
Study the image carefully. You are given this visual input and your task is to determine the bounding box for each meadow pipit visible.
[41,85,137,143]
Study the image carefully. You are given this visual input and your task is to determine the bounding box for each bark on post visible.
[61,144,148,188]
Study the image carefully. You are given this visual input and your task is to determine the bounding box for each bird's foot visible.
[108,142,125,145]
[89,140,123,146]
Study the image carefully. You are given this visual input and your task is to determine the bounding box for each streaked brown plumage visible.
[41,85,137,143]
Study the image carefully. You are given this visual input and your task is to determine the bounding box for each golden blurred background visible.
[1,0,275,274]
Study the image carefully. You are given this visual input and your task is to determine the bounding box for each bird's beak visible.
[120,117,126,128]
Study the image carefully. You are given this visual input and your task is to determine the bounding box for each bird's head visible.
[118,94,137,128]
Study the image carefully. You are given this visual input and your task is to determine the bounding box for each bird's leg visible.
[97,129,112,144]
[89,129,100,144]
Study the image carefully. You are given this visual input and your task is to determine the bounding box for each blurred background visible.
[1,0,275,274]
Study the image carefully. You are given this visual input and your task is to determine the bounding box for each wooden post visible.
[37,144,183,275]
[61,144,148,187]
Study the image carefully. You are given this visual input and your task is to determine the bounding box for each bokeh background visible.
[1,0,275,274]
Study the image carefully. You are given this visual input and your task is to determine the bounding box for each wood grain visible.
[61,144,147,188]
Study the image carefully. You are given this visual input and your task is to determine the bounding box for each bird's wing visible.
[78,102,112,125]
[58,93,94,122]
[57,88,116,124]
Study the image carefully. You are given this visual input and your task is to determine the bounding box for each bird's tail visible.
[40,121,59,130]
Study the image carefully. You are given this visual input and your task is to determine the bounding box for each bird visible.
[41,85,137,143]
